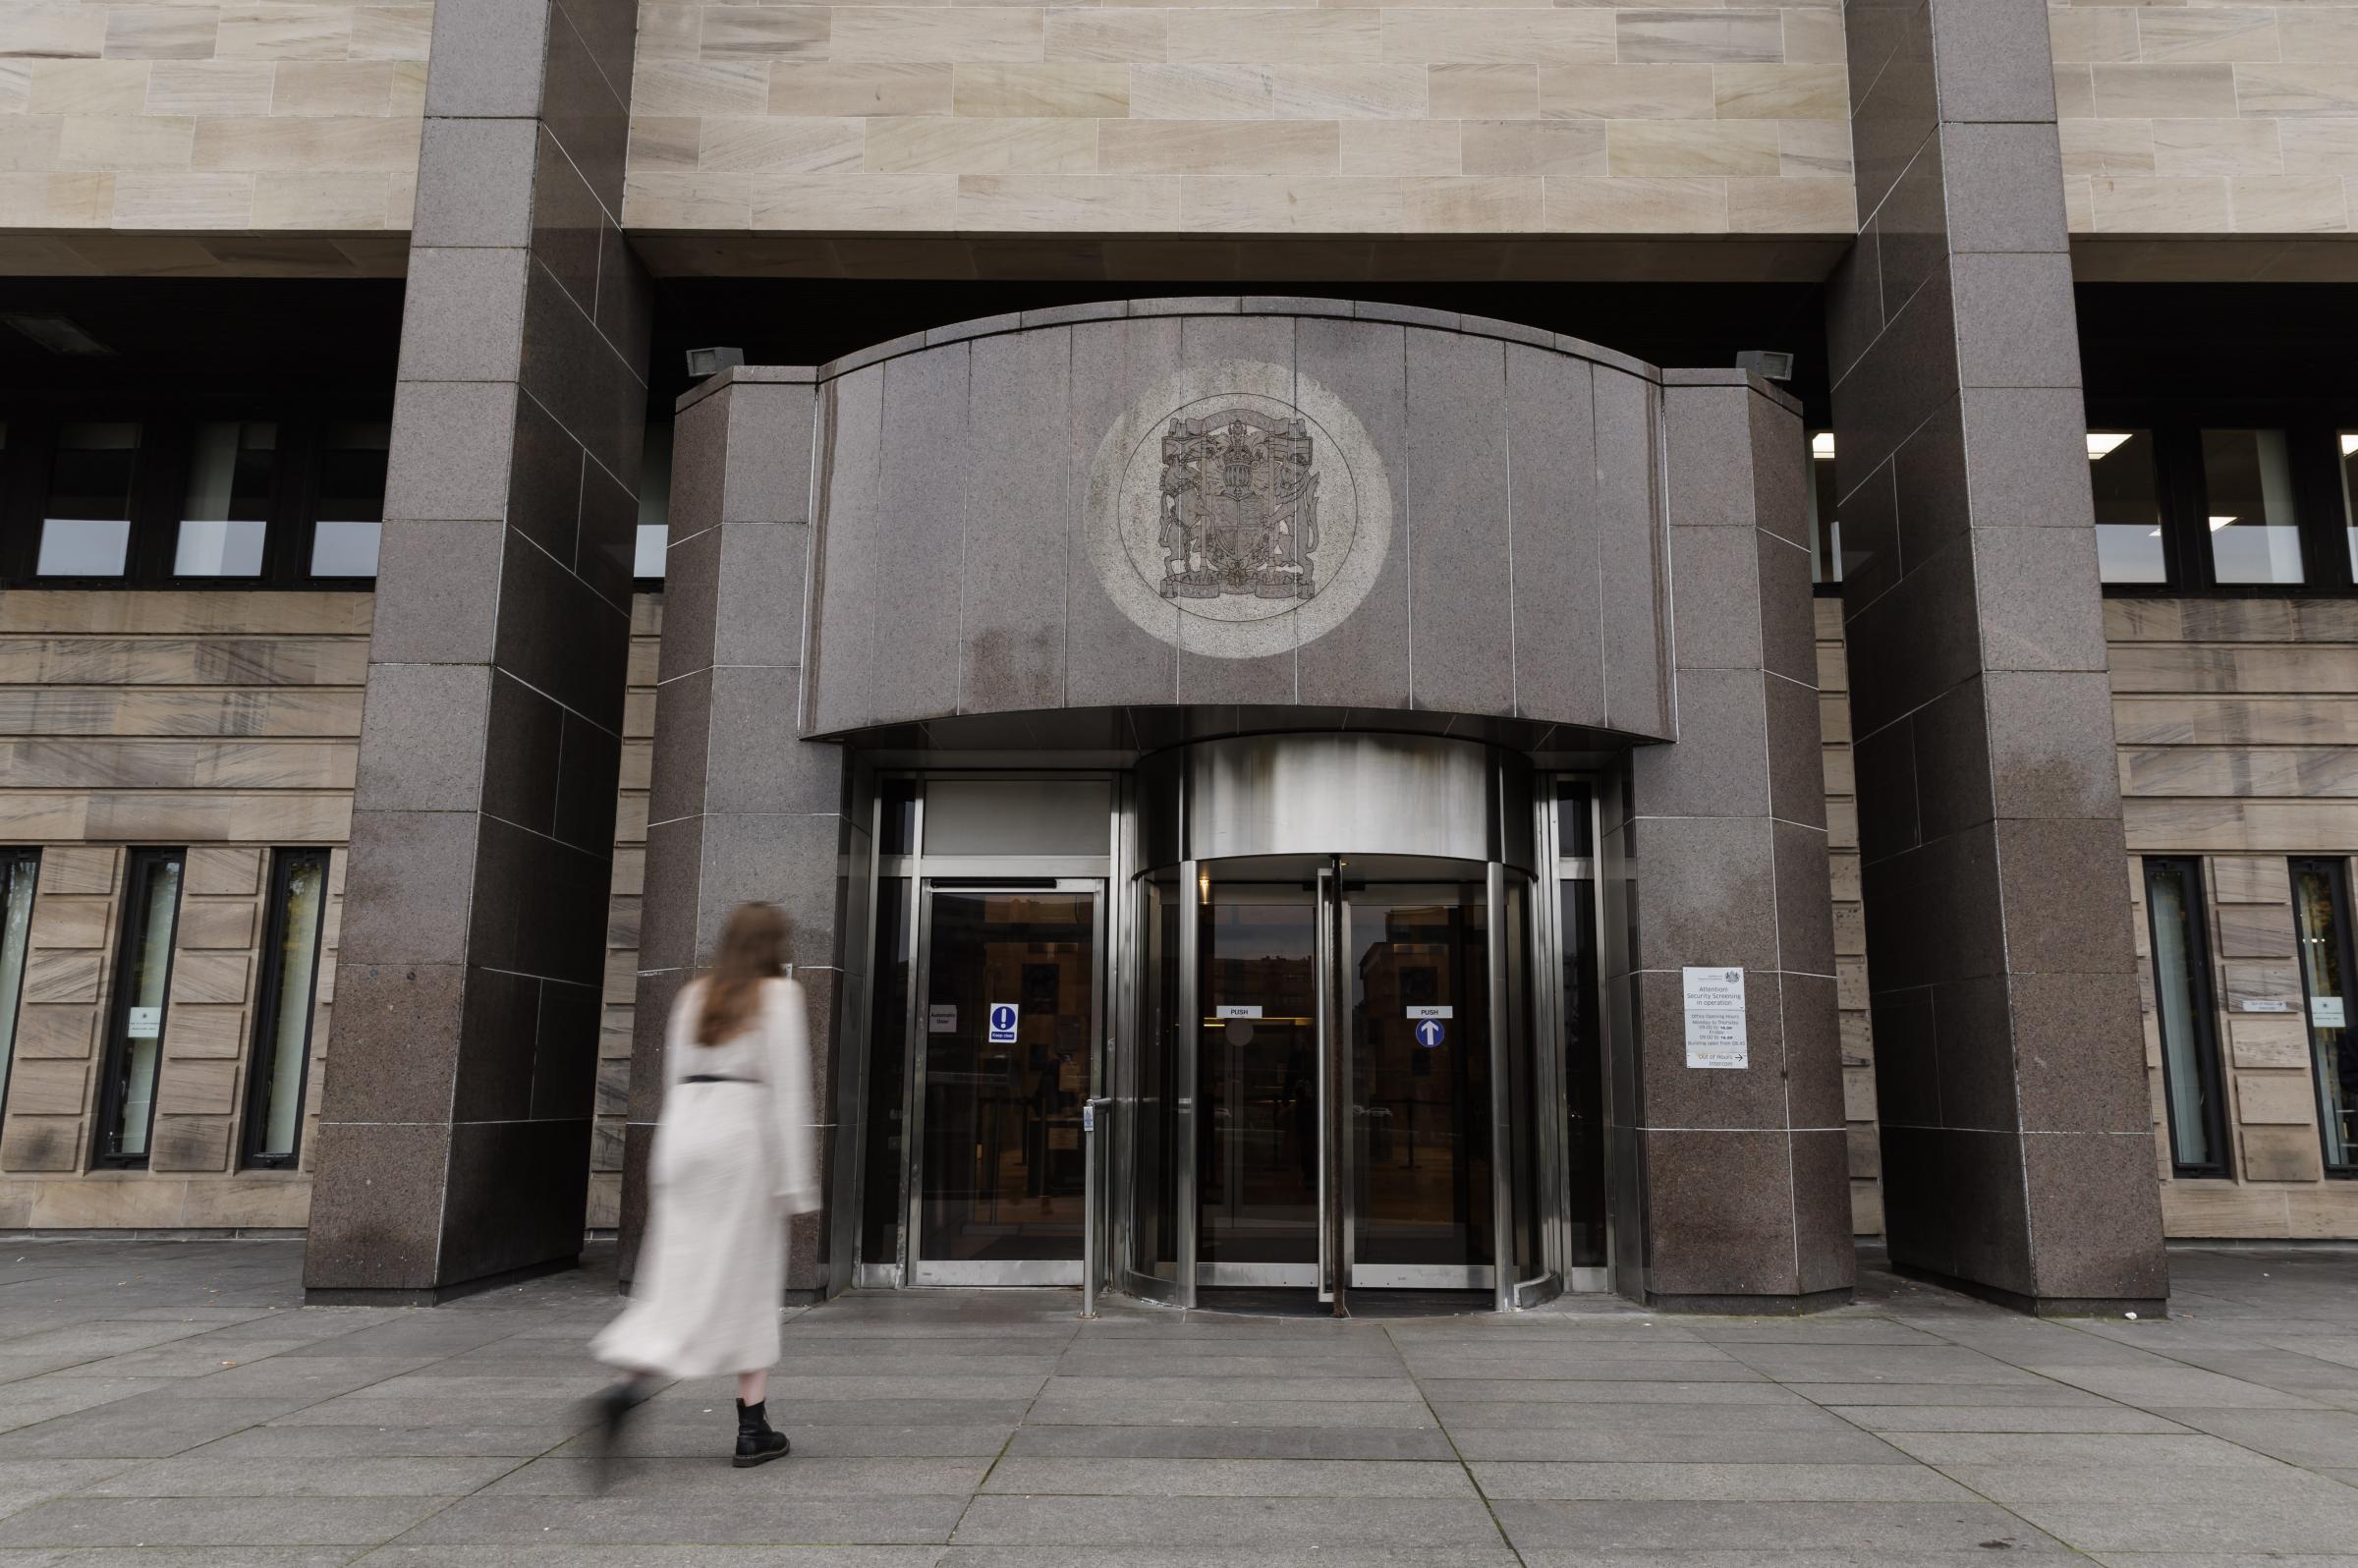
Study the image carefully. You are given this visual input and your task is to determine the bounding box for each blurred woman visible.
[590,903,819,1477]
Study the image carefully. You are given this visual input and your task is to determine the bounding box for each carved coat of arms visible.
[1156,412,1319,602]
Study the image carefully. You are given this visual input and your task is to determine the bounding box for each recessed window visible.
[2091,430,2166,586]
[311,421,388,578]
[176,420,276,578]
[2145,858,2229,1178]
[2203,428,2304,587]
[1805,430,1840,585]
[636,422,673,582]
[96,849,185,1167]
[2294,857,2358,1177]
[245,849,329,1170]
[0,849,37,1124]
[38,421,140,577]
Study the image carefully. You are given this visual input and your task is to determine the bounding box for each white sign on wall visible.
[1406,1005,1453,1020]
[927,1005,958,1034]
[2315,996,2346,1029]
[987,1003,1020,1044]
[1216,1005,1263,1020]
[2240,999,2294,1013]
[127,1006,161,1039]
[1682,968,1747,1070]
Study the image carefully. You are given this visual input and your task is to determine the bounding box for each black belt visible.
[682,1074,752,1085]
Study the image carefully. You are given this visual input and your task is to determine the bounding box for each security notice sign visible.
[1682,967,1747,1069]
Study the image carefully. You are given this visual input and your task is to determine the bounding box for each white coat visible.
[592,975,820,1377]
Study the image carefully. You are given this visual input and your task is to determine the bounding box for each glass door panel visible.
[1198,875,1319,1285]
[913,887,1097,1283]
[1123,867,1191,1304]
[1343,874,1494,1290]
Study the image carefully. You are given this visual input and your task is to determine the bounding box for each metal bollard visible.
[1081,1095,1112,1319]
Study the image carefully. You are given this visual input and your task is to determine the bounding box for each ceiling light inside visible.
[1,312,111,356]
[2341,433,2358,457]
[2086,432,2133,461]
[2210,515,2238,532]
[1811,432,1835,459]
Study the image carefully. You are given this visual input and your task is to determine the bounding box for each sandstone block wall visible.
[621,1,1859,234]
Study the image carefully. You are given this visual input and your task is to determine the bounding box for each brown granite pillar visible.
[1603,371,1854,1312]
[304,0,652,1301]
[1829,0,2166,1311]
[621,370,852,1301]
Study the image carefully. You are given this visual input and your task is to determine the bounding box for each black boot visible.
[734,1398,790,1468]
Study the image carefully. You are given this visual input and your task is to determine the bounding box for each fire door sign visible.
[1682,967,1747,1069]
[987,1002,1020,1043]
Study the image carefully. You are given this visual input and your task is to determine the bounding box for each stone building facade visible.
[0,0,2354,1312]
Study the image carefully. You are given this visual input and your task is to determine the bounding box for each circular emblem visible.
[1087,359,1392,660]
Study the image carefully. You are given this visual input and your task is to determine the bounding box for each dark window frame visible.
[0,847,40,1126]
[241,848,331,1171]
[2087,409,2358,598]
[0,416,387,590]
[93,847,186,1170]
[2292,855,2358,1180]
[2142,857,2232,1179]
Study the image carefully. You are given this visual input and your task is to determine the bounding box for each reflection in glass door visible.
[1343,876,1496,1290]
[911,886,1100,1284]
[1199,878,1319,1285]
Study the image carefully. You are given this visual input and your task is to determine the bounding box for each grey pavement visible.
[0,1243,2356,1563]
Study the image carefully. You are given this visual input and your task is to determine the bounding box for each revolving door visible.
[1115,734,1584,1314]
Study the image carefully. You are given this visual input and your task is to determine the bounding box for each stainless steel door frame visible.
[1317,863,1342,1309]
[906,877,1104,1288]
[1488,861,1515,1313]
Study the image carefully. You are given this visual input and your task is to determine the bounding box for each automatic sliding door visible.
[912,887,1097,1285]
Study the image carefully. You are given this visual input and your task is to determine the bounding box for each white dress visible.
[593,976,820,1377]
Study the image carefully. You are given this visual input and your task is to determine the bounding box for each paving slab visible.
[949,1494,1506,1547]
[1003,1426,1454,1460]
[1467,1460,1977,1502]
[0,1493,458,1548]
[981,1456,1480,1496]
[1492,1499,2073,1554]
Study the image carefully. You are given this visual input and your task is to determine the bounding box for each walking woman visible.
[590,902,819,1476]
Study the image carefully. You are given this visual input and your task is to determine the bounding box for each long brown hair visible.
[697,903,790,1045]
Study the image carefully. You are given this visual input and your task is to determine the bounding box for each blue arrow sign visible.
[1415,1018,1445,1049]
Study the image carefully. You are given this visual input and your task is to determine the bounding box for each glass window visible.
[0,850,37,1123]
[311,420,388,578]
[2294,857,2358,1175]
[38,421,140,577]
[2338,430,2357,583]
[98,849,185,1166]
[636,422,672,581]
[244,850,328,1169]
[2203,428,2304,587]
[2145,859,2228,1177]
[2090,430,2167,586]
[176,420,276,577]
[1805,431,1840,585]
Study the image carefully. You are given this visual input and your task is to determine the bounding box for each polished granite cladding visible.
[16,1239,2358,1560]
[791,302,1678,744]
[1829,0,2166,1313]
[304,0,655,1302]
[1605,373,1853,1312]
[627,373,846,1295]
